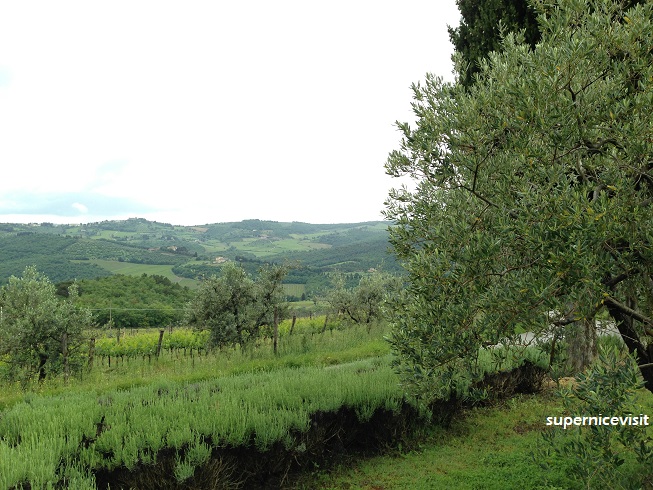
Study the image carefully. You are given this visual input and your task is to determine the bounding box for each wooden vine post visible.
[273,307,279,355]
[62,332,69,384]
[88,338,95,371]
[156,329,165,358]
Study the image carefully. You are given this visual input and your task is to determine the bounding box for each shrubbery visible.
[538,346,653,488]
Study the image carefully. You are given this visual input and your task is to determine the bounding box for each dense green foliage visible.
[185,263,289,348]
[448,0,645,88]
[66,239,189,265]
[74,274,193,329]
[539,345,653,488]
[282,236,399,273]
[0,234,111,283]
[326,271,402,325]
[449,0,540,87]
[385,0,653,401]
[0,267,93,382]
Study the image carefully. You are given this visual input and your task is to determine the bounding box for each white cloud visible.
[71,202,89,214]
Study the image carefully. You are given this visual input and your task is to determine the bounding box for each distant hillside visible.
[0,233,112,283]
[0,218,398,294]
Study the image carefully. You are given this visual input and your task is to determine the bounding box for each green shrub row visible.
[0,356,413,489]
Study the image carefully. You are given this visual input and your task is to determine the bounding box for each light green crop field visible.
[195,242,230,254]
[78,259,198,288]
[283,283,306,297]
[214,236,332,258]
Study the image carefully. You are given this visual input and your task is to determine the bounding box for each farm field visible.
[218,237,333,257]
[0,319,560,489]
[0,321,405,488]
[1,292,651,490]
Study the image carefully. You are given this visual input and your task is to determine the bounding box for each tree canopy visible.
[73,274,193,329]
[449,0,541,87]
[326,271,401,326]
[0,266,93,382]
[448,0,644,88]
[385,0,653,397]
[185,263,289,348]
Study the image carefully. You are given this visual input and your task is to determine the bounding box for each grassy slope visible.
[292,392,569,490]
[1,317,650,488]
[76,259,198,288]
[0,321,391,411]
[293,385,653,490]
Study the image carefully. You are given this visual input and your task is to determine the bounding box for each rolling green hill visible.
[0,218,398,296]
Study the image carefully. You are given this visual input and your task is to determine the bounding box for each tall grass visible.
[0,356,411,489]
[0,321,390,411]
[0,318,552,488]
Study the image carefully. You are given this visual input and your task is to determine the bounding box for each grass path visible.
[291,390,573,489]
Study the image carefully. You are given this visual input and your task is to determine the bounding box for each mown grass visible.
[290,391,570,489]
[291,376,653,490]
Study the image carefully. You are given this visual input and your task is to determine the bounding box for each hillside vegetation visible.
[0,219,397,296]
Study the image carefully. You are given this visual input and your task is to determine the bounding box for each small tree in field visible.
[185,262,289,348]
[326,270,401,326]
[385,0,653,398]
[0,266,92,383]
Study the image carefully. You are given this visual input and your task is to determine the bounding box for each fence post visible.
[62,332,69,384]
[88,338,95,371]
[273,307,279,355]
[157,329,165,358]
[289,315,297,335]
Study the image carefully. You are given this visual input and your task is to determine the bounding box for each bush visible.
[537,346,653,489]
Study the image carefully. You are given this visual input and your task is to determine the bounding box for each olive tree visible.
[384,0,653,397]
[326,271,402,326]
[185,262,289,348]
[0,266,93,382]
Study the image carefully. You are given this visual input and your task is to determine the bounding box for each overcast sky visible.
[0,1,460,226]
